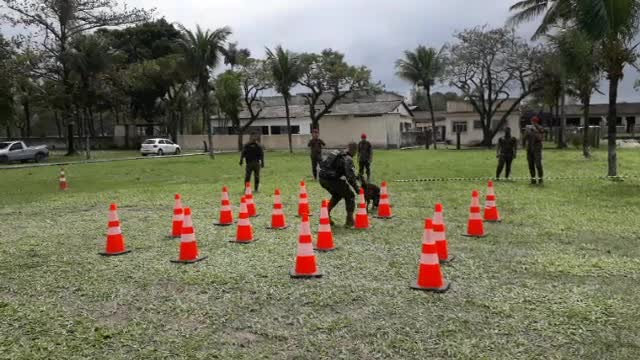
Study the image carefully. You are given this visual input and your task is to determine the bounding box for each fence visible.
[177,134,313,151]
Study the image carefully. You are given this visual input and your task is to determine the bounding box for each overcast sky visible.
[7,0,640,103]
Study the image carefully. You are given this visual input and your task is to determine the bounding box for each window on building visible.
[589,118,602,126]
[261,126,269,135]
[291,125,300,134]
[270,126,281,135]
[453,121,468,133]
[626,116,636,133]
[567,118,581,126]
[473,120,483,129]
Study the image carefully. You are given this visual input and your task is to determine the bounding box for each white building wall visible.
[444,114,521,145]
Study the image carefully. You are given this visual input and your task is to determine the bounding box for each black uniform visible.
[525,125,544,184]
[319,151,359,223]
[496,135,518,179]
[357,140,373,181]
[240,141,264,191]
[308,138,326,180]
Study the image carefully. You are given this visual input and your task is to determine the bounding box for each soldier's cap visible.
[531,116,541,124]
[361,133,367,139]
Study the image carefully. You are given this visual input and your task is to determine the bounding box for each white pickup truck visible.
[0,141,49,164]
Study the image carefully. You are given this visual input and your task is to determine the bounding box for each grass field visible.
[1,148,640,359]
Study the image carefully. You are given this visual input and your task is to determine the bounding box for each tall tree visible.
[576,0,639,177]
[215,70,243,150]
[266,46,303,153]
[178,25,231,159]
[551,29,601,157]
[237,58,271,146]
[298,49,379,131]
[508,0,575,39]
[396,46,446,149]
[447,27,545,146]
[224,42,250,70]
[2,0,152,155]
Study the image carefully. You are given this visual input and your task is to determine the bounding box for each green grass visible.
[1,149,640,359]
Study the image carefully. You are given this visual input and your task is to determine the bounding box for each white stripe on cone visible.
[181,232,196,242]
[109,211,118,222]
[238,218,251,226]
[107,226,121,235]
[297,242,315,257]
[318,223,331,232]
[420,253,439,265]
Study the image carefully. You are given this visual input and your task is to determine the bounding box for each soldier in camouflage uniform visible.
[239,133,264,192]
[496,127,518,179]
[319,142,360,227]
[357,133,373,181]
[524,116,545,185]
[307,129,326,180]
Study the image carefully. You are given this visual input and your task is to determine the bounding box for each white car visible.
[140,138,181,156]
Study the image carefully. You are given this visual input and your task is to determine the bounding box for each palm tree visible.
[507,0,575,40]
[266,46,303,153]
[178,25,231,158]
[575,0,639,176]
[395,46,446,149]
[224,42,251,70]
[551,29,601,158]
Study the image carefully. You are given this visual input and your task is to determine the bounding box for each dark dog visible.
[359,176,380,211]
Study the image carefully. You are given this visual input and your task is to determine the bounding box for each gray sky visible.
[8,0,640,103]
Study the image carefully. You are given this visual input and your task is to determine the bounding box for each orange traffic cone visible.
[433,203,454,263]
[171,207,207,263]
[268,189,288,230]
[354,188,370,229]
[214,186,234,226]
[170,194,184,238]
[59,168,68,191]
[231,196,256,243]
[315,200,336,252]
[99,203,131,256]
[463,190,487,238]
[297,181,311,217]
[244,182,258,217]
[411,219,449,292]
[483,181,502,222]
[290,213,322,278]
[375,181,393,219]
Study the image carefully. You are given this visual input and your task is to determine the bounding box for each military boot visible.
[345,212,355,228]
[328,199,337,226]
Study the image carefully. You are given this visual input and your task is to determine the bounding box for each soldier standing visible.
[357,133,373,181]
[525,116,545,185]
[318,142,360,227]
[307,129,326,180]
[239,133,264,192]
[496,127,518,180]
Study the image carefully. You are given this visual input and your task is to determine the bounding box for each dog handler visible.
[318,142,360,227]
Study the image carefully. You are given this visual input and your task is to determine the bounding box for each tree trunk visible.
[54,111,62,138]
[582,96,591,158]
[237,132,244,152]
[284,95,293,153]
[67,123,75,154]
[312,118,319,132]
[426,86,437,150]
[607,76,619,177]
[558,79,567,148]
[99,111,105,137]
[203,88,214,159]
[23,99,31,138]
[84,109,91,160]
[6,125,12,139]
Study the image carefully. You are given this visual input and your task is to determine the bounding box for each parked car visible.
[0,141,49,164]
[140,138,181,156]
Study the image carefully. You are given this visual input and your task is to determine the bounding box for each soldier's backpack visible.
[319,150,344,179]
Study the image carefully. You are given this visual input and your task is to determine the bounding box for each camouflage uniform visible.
[496,134,518,179]
[357,139,373,181]
[319,150,359,226]
[525,125,544,184]
[308,138,326,180]
[240,140,264,191]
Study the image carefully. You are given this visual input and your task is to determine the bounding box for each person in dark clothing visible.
[239,133,264,192]
[307,129,326,180]
[496,127,518,180]
[524,116,545,185]
[357,133,373,181]
[319,142,360,227]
